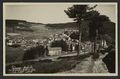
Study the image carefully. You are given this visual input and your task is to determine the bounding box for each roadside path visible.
[59,55,109,73]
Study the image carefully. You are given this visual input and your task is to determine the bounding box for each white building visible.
[48,47,62,56]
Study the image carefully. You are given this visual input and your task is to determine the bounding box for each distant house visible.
[48,47,62,56]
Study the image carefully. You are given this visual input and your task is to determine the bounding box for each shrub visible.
[50,40,68,51]
[23,45,45,61]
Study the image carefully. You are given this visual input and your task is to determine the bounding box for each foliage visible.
[64,5,98,22]
[23,45,45,60]
[89,15,111,41]
[64,5,98,54]
[69,31,79,40]
[64,5,111,41]
[64,5,99,41]
[50,40,68,51]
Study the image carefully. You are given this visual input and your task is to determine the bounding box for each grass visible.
[6,59,78,73]
[6,53,91,74]
[6,46,25,63]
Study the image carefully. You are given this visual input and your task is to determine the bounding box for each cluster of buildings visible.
[6,29,108,57]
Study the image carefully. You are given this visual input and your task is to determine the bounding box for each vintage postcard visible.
[3,2,118,76]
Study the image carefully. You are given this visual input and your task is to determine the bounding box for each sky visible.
[4,3,117,24]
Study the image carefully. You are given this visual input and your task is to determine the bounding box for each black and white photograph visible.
[3,3,118,76]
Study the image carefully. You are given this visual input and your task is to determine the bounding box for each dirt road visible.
[59,55,109,73]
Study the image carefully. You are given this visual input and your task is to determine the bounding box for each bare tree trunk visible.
[94,40,96,53]
[78,32,81,56]
[94,30,98,53]
[77,21,82,56]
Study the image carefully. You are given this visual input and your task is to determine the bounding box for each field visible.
[6,23,76,64]
[6,53,91,74]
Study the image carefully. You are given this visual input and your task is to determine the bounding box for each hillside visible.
[46,22,78,29]
[6,19,115,41]
[47,21,115,41]
[6,20,115,64]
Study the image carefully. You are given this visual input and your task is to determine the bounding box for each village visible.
[6,29,108,61]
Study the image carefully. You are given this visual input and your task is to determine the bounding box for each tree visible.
[50,40,68,51]
[89,15,110,40]
[89,15,110,52]
[64,5,98,55]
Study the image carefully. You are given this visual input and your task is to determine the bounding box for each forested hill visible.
[47,21,115,40]
[46,22,78,29]
[6,19,115,42]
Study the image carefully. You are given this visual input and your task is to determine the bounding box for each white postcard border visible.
[3,2,118,76]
